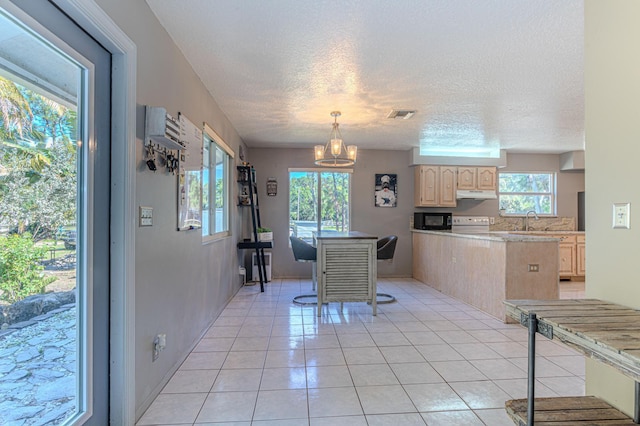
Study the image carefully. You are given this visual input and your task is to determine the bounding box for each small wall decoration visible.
[266,177,277,196]
[374,174,397,207]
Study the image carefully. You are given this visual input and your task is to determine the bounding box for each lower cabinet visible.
[555,234,585,279]
[576,235,586,276]
[558,240,576,278]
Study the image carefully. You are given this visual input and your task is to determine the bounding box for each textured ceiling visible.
[146,0,584,155]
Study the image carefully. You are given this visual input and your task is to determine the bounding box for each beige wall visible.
[95,0,247,419]
[584,0,640,415]
[248,148,415,278]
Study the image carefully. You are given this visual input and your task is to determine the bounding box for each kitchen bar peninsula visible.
[412,230,559,322]
[315,231,377,316]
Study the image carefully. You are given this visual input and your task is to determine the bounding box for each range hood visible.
[456,190,497,200]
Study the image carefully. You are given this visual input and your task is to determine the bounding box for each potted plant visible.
[257,227,273,242]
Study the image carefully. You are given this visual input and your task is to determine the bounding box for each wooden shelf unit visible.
[506,396,635,425]
[503,299,640,425]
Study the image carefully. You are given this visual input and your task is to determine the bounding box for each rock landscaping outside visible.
[0,305,77,425]
[0,254,77,425]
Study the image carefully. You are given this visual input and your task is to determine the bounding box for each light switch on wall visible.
[613,203,630,229]
[140,206,153,226]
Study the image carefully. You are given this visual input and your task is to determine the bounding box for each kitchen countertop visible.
[410,229,567,242]
[508,230,585,234]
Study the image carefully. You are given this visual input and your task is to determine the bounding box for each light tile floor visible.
[137,278,585,425]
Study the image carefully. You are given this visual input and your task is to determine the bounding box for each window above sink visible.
[498,172,556,216]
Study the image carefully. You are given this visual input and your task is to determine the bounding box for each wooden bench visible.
[506,396,635,425]
[503,299,640,425]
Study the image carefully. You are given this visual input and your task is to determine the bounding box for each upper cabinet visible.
[415,165,498,207]
[457,167,497,191]
[414,165,457,207]
[477,167,497,190]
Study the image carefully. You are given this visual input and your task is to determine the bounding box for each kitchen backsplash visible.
[491,216,576,232]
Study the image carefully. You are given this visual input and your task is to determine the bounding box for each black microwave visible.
[414,212,452,230]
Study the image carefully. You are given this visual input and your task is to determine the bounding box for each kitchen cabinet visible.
[457,166,497,191]
[457,167,476,190]
[414,165,457,207]
[555,234,588,279]
[477,167,497,190]
[558,237,576,278]
[576,235,586,276]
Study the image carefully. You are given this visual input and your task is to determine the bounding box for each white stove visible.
[451,216,491,233]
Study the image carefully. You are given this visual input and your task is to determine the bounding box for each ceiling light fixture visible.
[314,111,357,167]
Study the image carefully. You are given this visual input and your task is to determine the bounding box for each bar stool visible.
[377,235,398,261]
[290,236,323,306]
[376,235,398,304]
[289,236,317,290]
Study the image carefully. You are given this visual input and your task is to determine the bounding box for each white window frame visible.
[498,171,557,216]
[288,168,352,243]
[202,123,233,242]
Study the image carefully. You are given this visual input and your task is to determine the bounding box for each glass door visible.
[0,1,110,424]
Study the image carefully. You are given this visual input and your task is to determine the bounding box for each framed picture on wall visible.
[374,174,397,207]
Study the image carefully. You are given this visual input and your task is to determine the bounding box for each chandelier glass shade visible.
[314,111,357,167]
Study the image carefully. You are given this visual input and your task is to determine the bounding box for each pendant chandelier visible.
[314,111,357,167]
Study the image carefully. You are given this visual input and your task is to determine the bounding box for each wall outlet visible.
[613,203,630,229]
[528,264,539,272]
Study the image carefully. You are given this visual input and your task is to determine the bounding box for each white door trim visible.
[51,1,137,424]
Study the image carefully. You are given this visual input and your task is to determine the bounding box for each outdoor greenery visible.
[202,140,229,235]
[1,76,75,302]
[1,76,77,241]
[499,172,554,215]
[0,233,55,303]
[290,172,319,223]
[289,171,350,237]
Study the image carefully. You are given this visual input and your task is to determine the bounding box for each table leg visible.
[317,270,323,317]
[527,312,537,426]
[634,381,640,423]
[312,262,317,292]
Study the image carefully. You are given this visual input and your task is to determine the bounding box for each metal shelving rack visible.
[237,165,271,292]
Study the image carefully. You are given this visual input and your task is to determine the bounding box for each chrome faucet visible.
[525,210,539,231]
